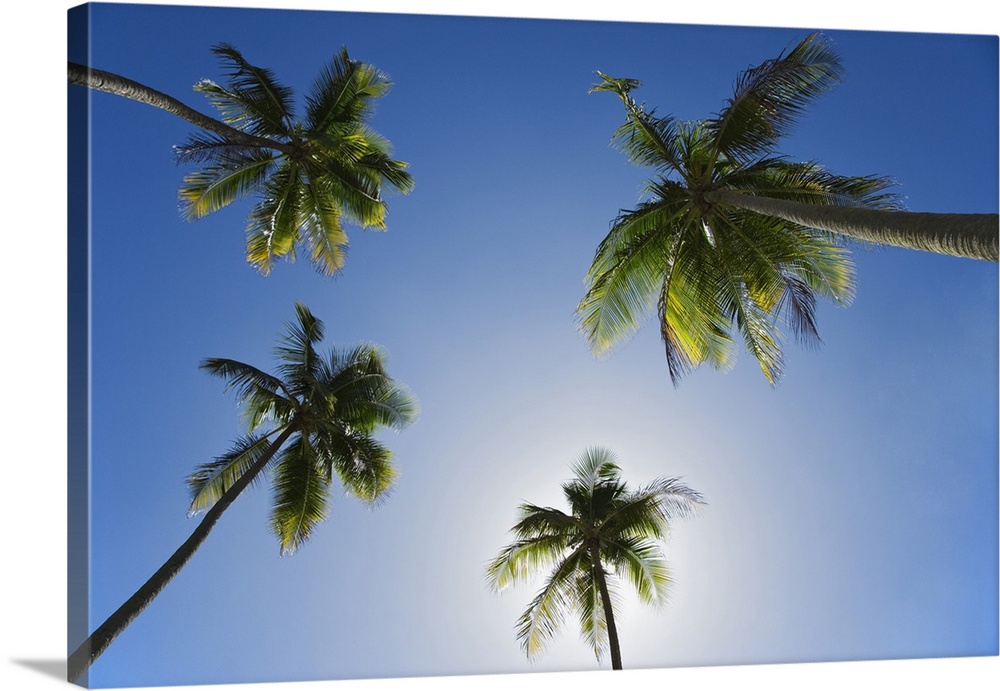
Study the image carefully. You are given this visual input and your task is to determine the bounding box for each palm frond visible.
[776,274,821,348]
[709,33,843,161]
[318,344,420,431]
[509,503,579,540]
[324,431,397,503]
[591,72,683,173]
[725,158,900,211]
[486,532,574,592]
[200,357,286,404]
[657,240,737,384]
[273,302,325,389]
[298,177,349,276]
[179,150,277,220]
[173,132,264,165]
[642,476,707,519]
[248,158,305,273]
[357,146,415,195]
[515,548,587,659]
[311,155,388,229]
[206,43,295,137]
[573,566,608,661]
[578,198,688,356]
[305,48,391,134]
[715,249,785,384]
[588,72,641,97]
[601,536,671,606]
[269,434,331,555]
[187,432,279,514]
[569,447,621,492]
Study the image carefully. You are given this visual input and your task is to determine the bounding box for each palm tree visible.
[486,447,704,670]
[579,33,998,386]
[68,304,418,682]
[68,44,413,275]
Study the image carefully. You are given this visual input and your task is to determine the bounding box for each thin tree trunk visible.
[67,426,295,684]
[704,188,999,262]
[588,542,623,670]
[67,62,293,155]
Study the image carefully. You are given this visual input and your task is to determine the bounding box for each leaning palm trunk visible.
[67,62,290,154]
[67,427,294,684]
[705,189,999,261]
[588,543,623,670]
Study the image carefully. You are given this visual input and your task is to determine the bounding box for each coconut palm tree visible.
[486,447,704,670]
[68,304,418,682]
[580,33,998,386]
[68,44,413,275]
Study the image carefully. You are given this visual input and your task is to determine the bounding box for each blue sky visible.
[7,2,1000,691]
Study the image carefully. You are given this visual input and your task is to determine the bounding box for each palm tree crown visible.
[191,302,419,553]
[578,33,997,386]
[68,304,417,682]
[70,44,414,275]
[177,45,415,275]
[486,447,704,670]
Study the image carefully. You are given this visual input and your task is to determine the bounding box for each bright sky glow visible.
[39,2,1000,691]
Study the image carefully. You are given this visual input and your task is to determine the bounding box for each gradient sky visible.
[67,2,997,688]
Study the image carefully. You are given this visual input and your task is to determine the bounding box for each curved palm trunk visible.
[588,542,623,670]
[67,426,295,684]
[67,62,292,155]
[705,188,999,262]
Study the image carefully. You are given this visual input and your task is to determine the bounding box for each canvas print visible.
[67,3,998,688]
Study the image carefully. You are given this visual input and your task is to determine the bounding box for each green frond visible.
[187,432,278,514]
[200,357,286,403]
[486,532,575,592]
[205,43,295,137]
[725,158,901,212]
[776,275,821,348]
[179,151,277,220]
[709,32,843,161]
[298,177,349,276]
[319,344,419,431]
[273,302,325,387]
[510,504,579,540]
[173,132,263,165]
[323,432,397,503]
[269,434,331,555]
[578,198,688,356]
[711,248,785,384]
[305,47,391,135]
[358,147,415,196]
[192,79,255,128]
[573,566,608,661]
[569,447,621,490]
[366,382,420,431]
[608,102,683,173]
[642,476,707,519]
[786,230,856,304]
[658,244,737,383]
[245,159,303,274]
[601,536,671,605]
[311,156,388,229]
[589,71,641,97]
[515,548,587,659]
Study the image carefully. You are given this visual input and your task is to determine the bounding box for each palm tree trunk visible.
[67,62,293,155]
[704,188,999,262]
[67,426,295,684]
[588,542,623,670]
